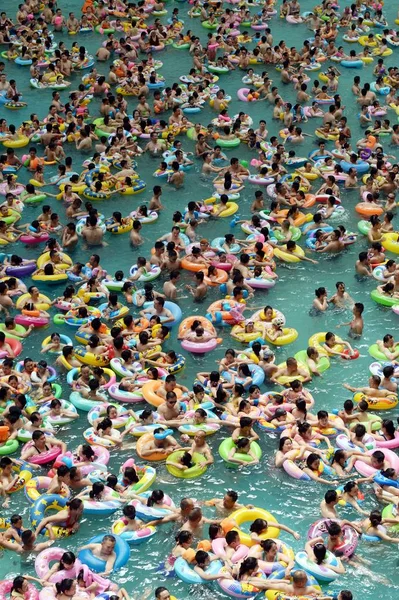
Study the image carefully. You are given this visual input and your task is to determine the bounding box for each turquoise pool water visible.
[1,0,399,598]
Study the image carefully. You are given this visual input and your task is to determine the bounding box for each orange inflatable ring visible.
[275,209,312,226]
[136,432,172,461]
[22,309,40,317]
[200,268,229,286]
[142,380,183,408]
[178,316,217,339]
[355,202,383,217]
[207,299,243,325]
[243,243,274,260]
[303,194,316,208]
[181,257,205,272]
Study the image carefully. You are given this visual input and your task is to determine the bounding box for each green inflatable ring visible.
[294,349,330,374]
[52,383,62,399]
[382,504,399,531]
[370,289,399,307]
[172,42,190,49]
[273,226,301,242]
[0,439,19,455]
[22,194,47,205]
[218,437,262,467]
[53,314,67,326]
[166,450,207,478]
[349,413,381,432]
[368,343,390,361]
[94,127,113,139]
[217,137,241,148]
[357,220,371,236]
[0,323,26,340]
[202,20,218,30]
[95,25,115,34]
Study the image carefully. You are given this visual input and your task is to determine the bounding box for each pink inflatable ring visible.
[307,518,359,558]
[0,580,38,600]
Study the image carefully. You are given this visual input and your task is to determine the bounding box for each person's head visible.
[249,518,268,534]
[155,588,171,600]
[223,490,238,508]
[194,550,210,568]
[312,542,327,565]
[324,490,338,506]
[371,450,385,469]
[101,534,116,554]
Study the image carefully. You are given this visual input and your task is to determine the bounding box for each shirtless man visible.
[271,357,312,385]
[61,223,78,249]
[355,252,372,277]
[375,334,399,362]
[328,282,354,308]
[144,132,165,156]
[204,490,253,515]
[185,271,208,300]
[344,375,396,399]
[151,242,166,268]
[81,215,107,247]
[146,497,195,527]
[338,303,364,337]
[320,490,341,520]
[157,392,185,421]
[179,507,222,536]
[140,296,174,324]
[78,535,117,576]
[249,569,335,597]
[66,12,79,32]
[163,270,181,300]
[316,230,345,254]
[156,374,189,400]
[138,428,180,458]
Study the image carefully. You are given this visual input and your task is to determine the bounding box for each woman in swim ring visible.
[322,332,357,359]
[304,538,346,574]
[92,417,129,446]
[132,489,178,512]
[338,480,369,514]
[40,550,80,582]
[248,539,295,574]
[230,556,264,585]
[303,453,338,485]
[169,530,194,564]
[76,481,124,507]
[373,468,399,502]
[331,450,367,477]
[33,497,83,536]
[360,509,399,542]
[192,550,231,581]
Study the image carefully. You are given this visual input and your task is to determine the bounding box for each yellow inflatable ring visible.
[36,252,73,270]
[353,392,398,411]
[2,136,30,148]
[74,346,110,367]
[274,245,305,263]
[221,507,279,547]
[231,323,265,343]
[264,327,299,346]
[16,293,51,311]
[382,233,399,254]
[358,36,377,47]
[308,331,344,356]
